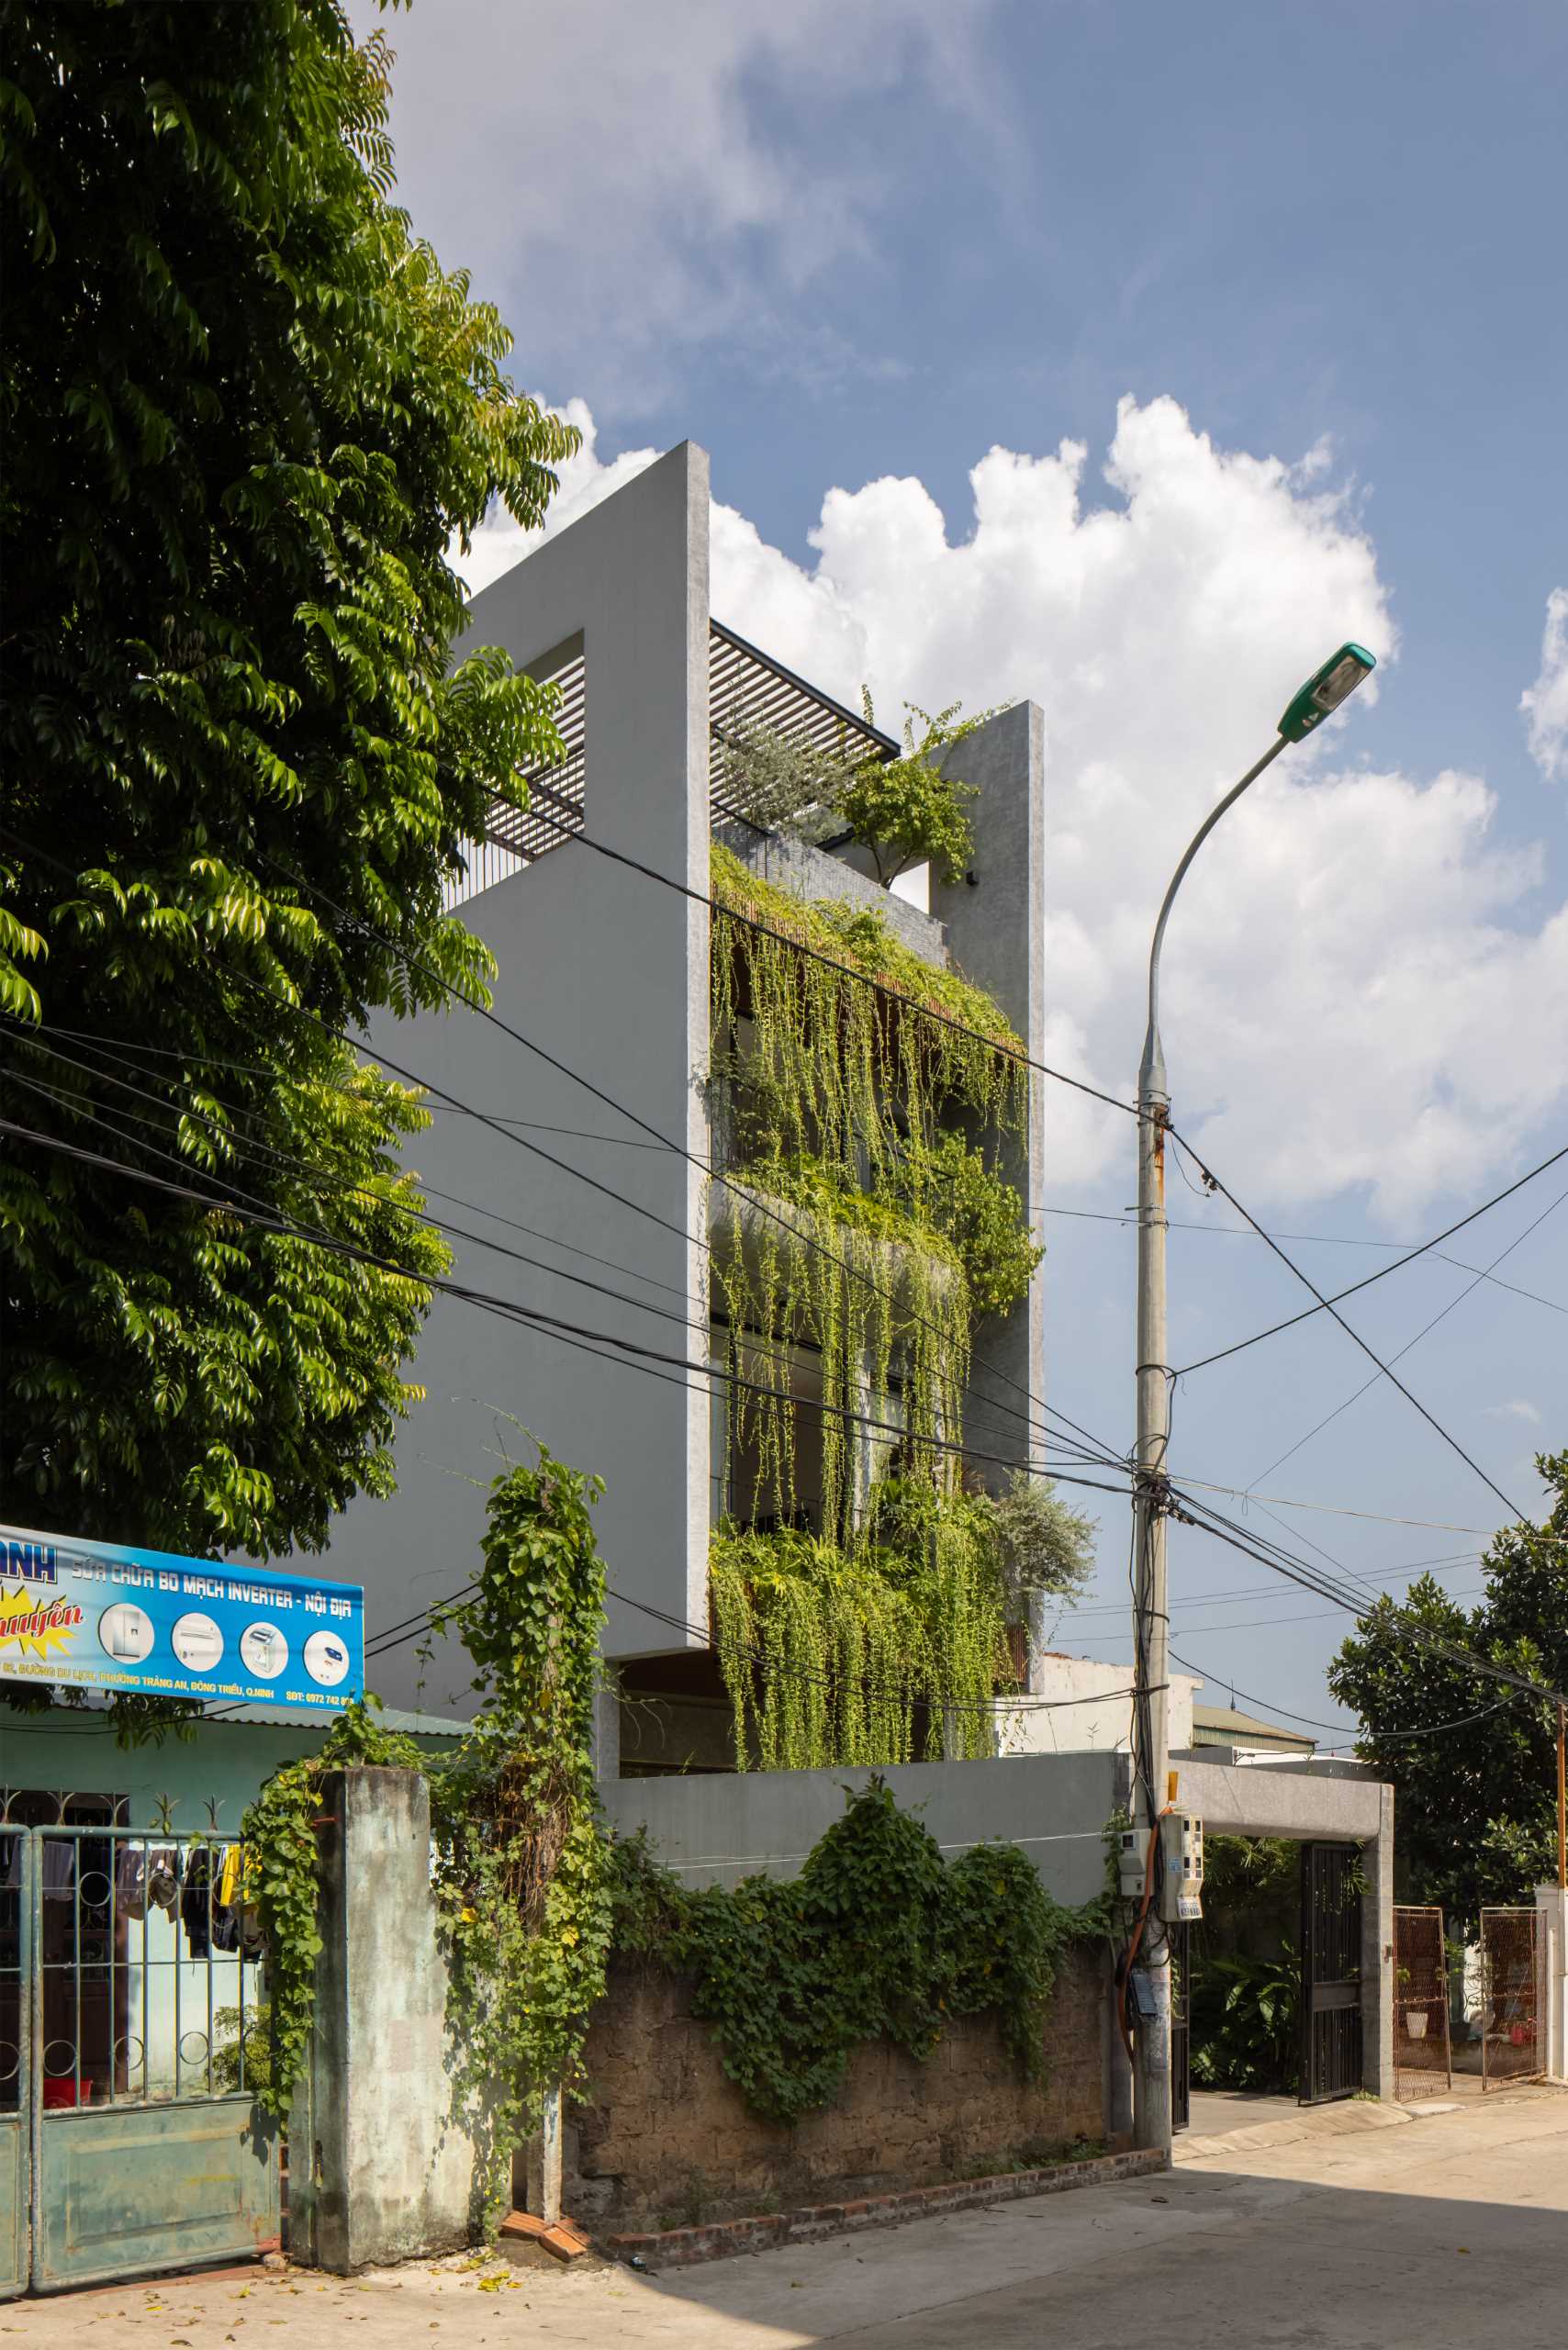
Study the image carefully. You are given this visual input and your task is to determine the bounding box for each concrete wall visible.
[932,701,1047,1513]
[1536,1884,1566,2081]
[711,820,950,963]
[319,445,711,1705]
[603,1750,1123,1908]
[1000,1660,1199,1758]
[296,1768,485,2271]
[566,1947,1109,2232]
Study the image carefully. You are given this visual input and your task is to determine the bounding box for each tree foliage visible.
[834,697,986,887]
[1327,1449,1568,1918]
[0,2,573,1555]
[716,697,989,888]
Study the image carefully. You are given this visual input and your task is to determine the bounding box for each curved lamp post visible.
[1130,643,1377,2154]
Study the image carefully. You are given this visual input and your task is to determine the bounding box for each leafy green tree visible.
[1327,1449,1568,1919]
[835,698,988,887]
[0,2,573,1558]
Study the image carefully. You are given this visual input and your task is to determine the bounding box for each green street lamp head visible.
[1277,643,1377,743]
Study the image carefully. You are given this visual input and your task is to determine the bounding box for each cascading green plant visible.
[709,1481,1014,1772]
[705,837,1043,1763]
[710,839,1030,1174]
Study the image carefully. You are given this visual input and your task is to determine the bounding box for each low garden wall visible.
[562,1945,1111,2232]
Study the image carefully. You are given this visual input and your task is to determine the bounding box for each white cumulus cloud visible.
[465,394,1568,1219]
[1520,586,1568,783]
[355,0,1003,407]
[1483,1399,1542,1424]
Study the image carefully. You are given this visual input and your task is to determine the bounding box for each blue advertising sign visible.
[0,1522,364,1715]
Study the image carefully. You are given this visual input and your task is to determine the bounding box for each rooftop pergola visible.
[476,617,896,871]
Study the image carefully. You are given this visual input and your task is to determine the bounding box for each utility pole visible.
[1129,643,1376,2156]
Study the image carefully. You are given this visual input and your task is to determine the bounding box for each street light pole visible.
[1129,644,1376,2157]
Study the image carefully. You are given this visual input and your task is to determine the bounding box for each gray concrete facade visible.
[319,442,1054,1715]
[932,704,1049,1550]
[321,445,712,1704]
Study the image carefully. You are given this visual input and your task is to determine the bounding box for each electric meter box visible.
[1159,1809,1204,1922]
[1117,1828,1148,1901]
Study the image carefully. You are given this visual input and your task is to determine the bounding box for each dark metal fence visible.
[1479,1907,1544,2089]
[1393,1905,1451,2099]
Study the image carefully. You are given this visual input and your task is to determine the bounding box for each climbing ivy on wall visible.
[711,840,1030,1172]
[610,1777,1096,2127]
[241,1439,613,2225]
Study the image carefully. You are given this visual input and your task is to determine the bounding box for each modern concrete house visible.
[322,441,1051,1730]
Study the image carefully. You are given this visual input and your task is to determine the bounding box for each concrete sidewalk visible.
[6,2087,1564,2348]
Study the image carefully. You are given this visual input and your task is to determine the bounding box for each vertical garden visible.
[706,836,1082,1770]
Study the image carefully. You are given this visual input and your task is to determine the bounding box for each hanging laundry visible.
[181,1847,212,1958]
[115,1842,147,1920]
[147,1852,180,1917]
[41,1839,75,1900]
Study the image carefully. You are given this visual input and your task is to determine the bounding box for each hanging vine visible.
[706,833,1043,1765]
[710,1481,1014,1771]
[710,839,1030,1177]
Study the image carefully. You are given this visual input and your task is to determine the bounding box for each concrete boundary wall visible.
[1537,1884,1567,2080]
[602,1750,1125,1908]
[296,1768,485,2271]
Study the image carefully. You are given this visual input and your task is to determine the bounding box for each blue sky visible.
[362,0,1567,1734]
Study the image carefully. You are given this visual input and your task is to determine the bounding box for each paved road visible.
[6,2087,1564,2348]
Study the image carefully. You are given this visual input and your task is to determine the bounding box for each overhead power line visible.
[1,817,1125,1475]
[1,1038,1110,1477]
[12,1113,1561,1724]
[1165,1646,1521,1743]
[1033,1200,1567,1318]
[257,849,1127,1475]
[1172,1135,1568,1376]
[505,783,1138,1121]
[0,1116,1137,1505]
[1244,1177,1568,1493]
[1163,1486,1568,1709]
[1162,1130,1529,1523]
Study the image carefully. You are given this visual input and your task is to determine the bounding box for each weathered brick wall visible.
[564,1944,1109,2231]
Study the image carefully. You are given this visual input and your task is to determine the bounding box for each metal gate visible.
[1299,1841,1363,2104]
[0,1818,279,2297]
[1170,1920,1190,2134]
[1393,1906,1451,2099]
[1479,1907,1544,2090]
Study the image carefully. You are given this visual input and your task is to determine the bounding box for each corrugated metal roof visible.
[1192,1703,1315,1749]
[204,1703,469,1739]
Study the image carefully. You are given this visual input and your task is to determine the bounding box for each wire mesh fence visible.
[1393,1905,1451,2099]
